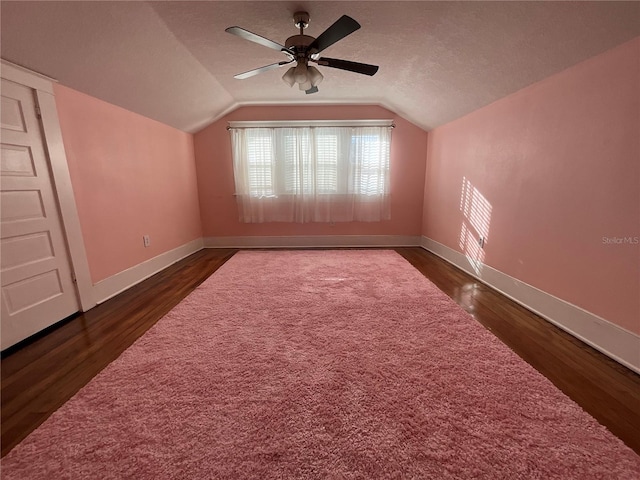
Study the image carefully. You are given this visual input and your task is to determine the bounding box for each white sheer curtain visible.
[231,124,391,223]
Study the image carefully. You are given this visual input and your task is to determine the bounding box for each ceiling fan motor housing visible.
[285,35,316,56]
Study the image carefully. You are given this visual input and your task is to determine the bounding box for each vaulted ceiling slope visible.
[2,1,639,133]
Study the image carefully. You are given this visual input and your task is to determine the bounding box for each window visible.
[230,121,392,223]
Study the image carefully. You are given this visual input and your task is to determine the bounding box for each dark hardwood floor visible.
[2,247,639,458]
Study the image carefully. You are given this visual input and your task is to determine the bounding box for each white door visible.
[1,78,79,349]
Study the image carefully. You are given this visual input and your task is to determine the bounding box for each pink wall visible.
[54,84,203,283]
[194,105,427,237]
[422,38,640,333]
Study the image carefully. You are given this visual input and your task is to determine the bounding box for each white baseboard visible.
[93,238,204,304]
[421,236,640,374]
[203,235,422,249]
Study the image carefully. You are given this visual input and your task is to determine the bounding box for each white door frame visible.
[1,59,95,311]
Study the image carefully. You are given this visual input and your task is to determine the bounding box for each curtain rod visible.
[227,124,396,130]
[226,120,396,130]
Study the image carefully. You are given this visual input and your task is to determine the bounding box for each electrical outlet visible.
[478,236,485,248]
[143,235,150,247]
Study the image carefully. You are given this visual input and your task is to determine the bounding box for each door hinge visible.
[35,105,42,119]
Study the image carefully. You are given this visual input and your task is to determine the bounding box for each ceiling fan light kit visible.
[225,11,378,95]
[283,63,324,91]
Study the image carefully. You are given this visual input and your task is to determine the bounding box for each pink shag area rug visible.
[2,250,638,479]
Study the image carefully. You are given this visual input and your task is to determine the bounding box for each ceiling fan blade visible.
[225,26,290,53]
[316,57,379,76]
[234,61,293,80]
[307,15,360,54]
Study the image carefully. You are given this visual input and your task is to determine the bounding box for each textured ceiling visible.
[2,1,639,133]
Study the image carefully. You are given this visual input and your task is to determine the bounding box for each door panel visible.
[1,78,79,349]
[0,93,27,132]
[1,144,37,176]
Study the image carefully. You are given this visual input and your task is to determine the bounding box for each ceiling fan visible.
[225,11,379,94]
